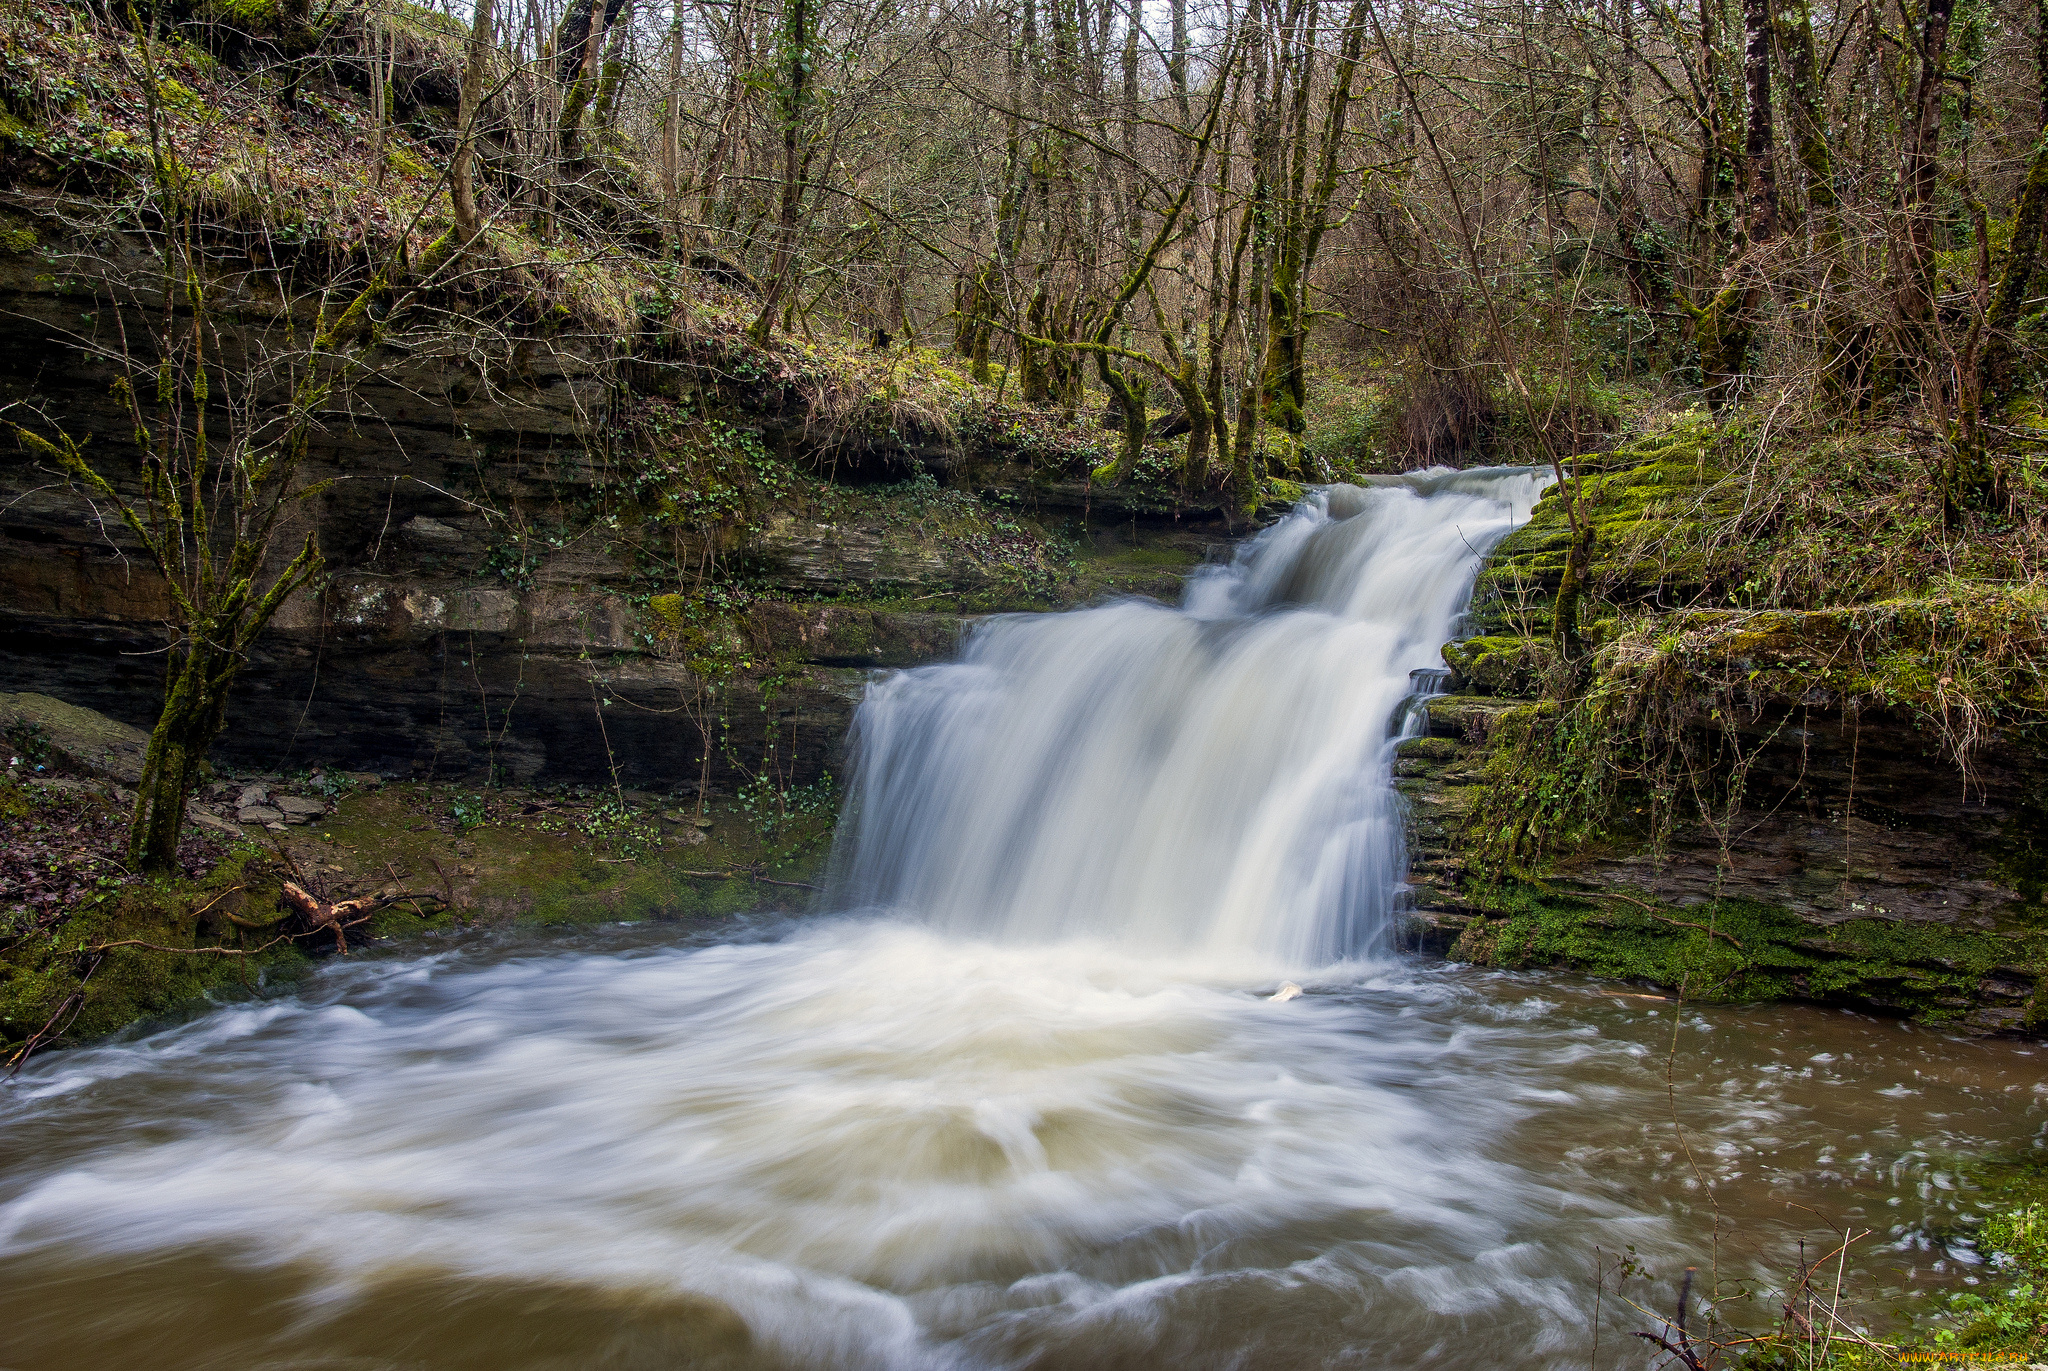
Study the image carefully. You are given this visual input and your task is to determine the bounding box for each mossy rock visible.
[1395,735,1463,763]
[1442,636,1550,698]
[0,692,149,784]
[1446,877,2044,1025]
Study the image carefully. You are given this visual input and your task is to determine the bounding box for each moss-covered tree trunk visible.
[747,0,814,346]
[1257,0,1369,441]
[1550,516,1594,661]
[128,638,235,873]
[1689,0,1775,410]
[1022,286,1055,403]
[553,0,625,167]
[1772,0,1865,399]
[1096,357,1151,481]
[1151,291,1213,490]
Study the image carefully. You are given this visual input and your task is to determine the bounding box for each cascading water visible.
[831,466,1552,964]
[1,469,2041,1371]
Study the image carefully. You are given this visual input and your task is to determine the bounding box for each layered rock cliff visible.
[0,215,1227,794]
[1397,431,2048,1033]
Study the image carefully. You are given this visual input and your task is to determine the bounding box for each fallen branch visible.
[91,933,295,957]
[425,856,466,922]
[4,949,107,1074]
[675,865,819,891]
[1599,891,1744,949]
[280,881,449,954]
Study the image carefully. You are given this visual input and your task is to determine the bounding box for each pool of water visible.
[1,919,2039,1370]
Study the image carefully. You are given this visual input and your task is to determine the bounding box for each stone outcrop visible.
[0,691,150,784]
[0,214,1224,793]
[1398,693,2048,1030]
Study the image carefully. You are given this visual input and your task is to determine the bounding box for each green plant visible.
[4,716,51,772]
[449,794,487,830]
[734,771,836,842]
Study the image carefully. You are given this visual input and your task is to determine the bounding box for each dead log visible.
[279,882,447,954]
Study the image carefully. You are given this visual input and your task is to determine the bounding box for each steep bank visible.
[0,213,1232,791]
[1399,416,2048,1033]
[0,0,1247,799]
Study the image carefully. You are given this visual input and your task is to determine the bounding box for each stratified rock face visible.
[0,229,1025,791]
[1397,694,2048,1033]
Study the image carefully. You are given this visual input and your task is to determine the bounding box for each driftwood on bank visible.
[280,882,451,953]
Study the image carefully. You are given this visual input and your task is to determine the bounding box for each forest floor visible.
[0,755,833,1059]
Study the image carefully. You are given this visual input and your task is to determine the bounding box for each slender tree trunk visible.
[369,19,391,191]
[1694,0,1775,408]
[449,0,496,248]
[1772,0,1865,396]
[661,0,684,241]
[593,0,635,135]
[1897,0,1959,360]
[1980,0,2048,402]
[748,0,812,345]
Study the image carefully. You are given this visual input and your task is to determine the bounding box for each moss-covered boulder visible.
[0,692,150,784]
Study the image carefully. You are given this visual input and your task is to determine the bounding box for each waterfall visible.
[829,466,1553,966]
[8,462,2029,1371]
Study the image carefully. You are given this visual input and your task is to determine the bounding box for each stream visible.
[2,472,2043,1370]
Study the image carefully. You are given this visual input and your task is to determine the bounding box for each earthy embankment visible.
[1397,425,2048,1035]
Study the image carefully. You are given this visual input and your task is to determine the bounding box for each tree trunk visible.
[1741,0,1776,244]
[556,0,626,167]
[593,0,635,135]
[1980,0,2048,403]
[449,0,495,248]
[1695,0,1775,409]
[1897,0,1959,356]
[748,0,812,345]
[1772,0,1866,397]
[128,640,233,875]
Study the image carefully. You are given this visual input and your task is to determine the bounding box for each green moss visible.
[385,141,431,180]
[1449,880,2038,1020]
[1442,635,1551,697]
[1396,735,1463,763]
[155,78,207,117]
[2,848,306,1054]
[0,108,36,149]
[197,0,284,29]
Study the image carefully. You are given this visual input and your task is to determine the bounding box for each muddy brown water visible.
[8,476,2041,1369]
[0,921,2040,1371]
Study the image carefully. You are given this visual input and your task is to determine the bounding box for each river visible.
[1,471,2041,1369]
